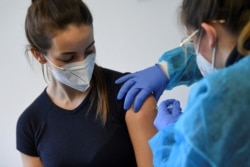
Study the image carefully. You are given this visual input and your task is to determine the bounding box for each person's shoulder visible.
[17,89,50,125]
[186,57,250,116]
[97,66,127,120]
[204,55,250,91]
[99,66,129,81]
[177,58,250,165]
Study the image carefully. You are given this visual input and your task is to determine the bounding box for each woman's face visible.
[46,24,96,67]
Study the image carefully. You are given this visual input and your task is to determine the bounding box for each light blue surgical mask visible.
[45,54,96,92]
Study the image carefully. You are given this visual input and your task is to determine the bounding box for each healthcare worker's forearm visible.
[158,46,203,90]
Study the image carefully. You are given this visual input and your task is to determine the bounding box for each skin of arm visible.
[125,95,157,167]
[20,153,43,167]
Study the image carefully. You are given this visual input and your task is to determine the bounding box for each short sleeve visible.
[16,111,39,156]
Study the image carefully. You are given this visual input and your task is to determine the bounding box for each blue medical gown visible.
[150,50,250,166]
[159,45,202,90]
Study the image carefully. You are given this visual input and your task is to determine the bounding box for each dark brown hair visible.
[25,0,109,123]
[180,0,250,55]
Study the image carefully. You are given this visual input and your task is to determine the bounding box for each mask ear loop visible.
[43,56,65,70]
[211,45,217,70]
[211,31,218,70]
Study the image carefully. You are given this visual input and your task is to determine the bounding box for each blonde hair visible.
[238,22,250,55]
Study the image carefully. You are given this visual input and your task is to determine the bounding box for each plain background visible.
[0,0,190,166]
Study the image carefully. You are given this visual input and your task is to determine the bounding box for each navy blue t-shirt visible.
[16,67,137,167]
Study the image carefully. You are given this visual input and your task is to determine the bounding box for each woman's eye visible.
[61,55,75,62]
[85,50,94,54]
[84,50,94,56]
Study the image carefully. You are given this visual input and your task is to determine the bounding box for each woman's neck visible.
[46,83,90,110]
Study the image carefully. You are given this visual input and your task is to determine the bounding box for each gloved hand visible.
[115,64,169,112]
[154,99,182,130]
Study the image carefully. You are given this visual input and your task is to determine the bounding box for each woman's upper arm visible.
[20,153,43,167]
[125,95,157,167]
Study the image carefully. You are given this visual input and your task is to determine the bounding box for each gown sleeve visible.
[149,57,250,167]
[158,44,203,90]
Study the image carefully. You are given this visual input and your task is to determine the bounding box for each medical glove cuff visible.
[154,64,169,100]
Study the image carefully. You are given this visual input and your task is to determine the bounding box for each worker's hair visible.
[180,0,250,55]
[25,0,109,124]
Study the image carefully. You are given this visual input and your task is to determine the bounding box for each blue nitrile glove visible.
[115,64,169,112]
[154,99,182,130]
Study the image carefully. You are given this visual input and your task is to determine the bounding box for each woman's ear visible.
[30,48,47,64]
[201,22,217,49]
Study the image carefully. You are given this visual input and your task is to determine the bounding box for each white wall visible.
[0,0,189,166]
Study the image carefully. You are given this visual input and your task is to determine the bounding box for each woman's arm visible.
[125,95,157,167]
[116,46,202,112]
[20,153,43,167]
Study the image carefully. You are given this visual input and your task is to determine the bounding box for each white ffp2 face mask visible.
[46,54,96,92]
[195,50,216,76]
[195,29,217,77]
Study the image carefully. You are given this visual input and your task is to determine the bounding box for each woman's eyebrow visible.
[60,41,95,55]
[86,41,95,50]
